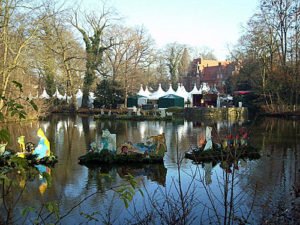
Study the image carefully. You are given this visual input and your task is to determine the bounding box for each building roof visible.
[202,66,222,82]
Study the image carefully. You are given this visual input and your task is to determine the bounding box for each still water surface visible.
[1,115,299,224]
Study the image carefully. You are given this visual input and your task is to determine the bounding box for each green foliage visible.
[45,202,60,220]
[0,81,38,143]
[0,128,10,143]
[29,99,38,111]
[115,174,143,208]
[94,79,124,108]
[80,211,100,222]
[21,207,35,217]
[12,80,23,92]
[45,69,56,96]
[42,171,52,187]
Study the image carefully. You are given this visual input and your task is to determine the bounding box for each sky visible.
[81,0,259,60]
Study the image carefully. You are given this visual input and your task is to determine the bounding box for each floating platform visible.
[79,133,167,166]
[78,149,164,165]
[185,146,260,164]
[0,150,58,168]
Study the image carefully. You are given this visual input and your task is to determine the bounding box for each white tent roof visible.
[201,83,210,93]
[89,92,96,100]
[148,83,165,100]
[189,84,201,95]
[40,88,50,99]
[211,84,219,94]
[188,84,202,105]
[62,93,72,101]
[137,84,146,96]
[53,88,64,100]
[175,83,181,95]
[176,83,189,101]
[76,89,83,98]
[144,86,152,98]
[181,85,189,100]
[165,83,176,95]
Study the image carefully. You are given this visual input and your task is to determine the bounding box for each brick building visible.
[180,58,238,94]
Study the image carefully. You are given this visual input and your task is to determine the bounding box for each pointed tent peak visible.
[144,85,152,97]
[148,83,166,100]
[211,84,219,94]
[89,92,96,100]
[137,84,146,96]
[180,84,187,92]
[202,82,210,93]
[166,83,176,95]
[76,89,83,97]
[190,83,200,94]
[157,83,164,91]
[175,84,182,93]
[177,83,181,90]
[139,84,144,91]
[40,88,50,99]
[53,88,64,99]
[176,84,189,101]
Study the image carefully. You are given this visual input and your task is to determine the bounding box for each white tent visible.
[144,85,152,98]
[137,84,146,97]
[148,83,166,100]
[176,83,189,102]
[216,94,221,108]
[201,83,210,93]
[165,83,176,95]
[88,92,96,108]
[211,84,219,94]
[53,88,64,100]
[188,84,202,107]
[39,88,50,99]
[62,93,72,102]
[76,89,83,108]
[175,83,181,96]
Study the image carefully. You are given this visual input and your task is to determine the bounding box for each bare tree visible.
[163,43,186,86]
[103,25,154,107]
[230,0,300,112]
[194,46,217,60]
[71,4,116,108]
[0,0,49,114]
[178,47,191,77]
[38,9,85,109]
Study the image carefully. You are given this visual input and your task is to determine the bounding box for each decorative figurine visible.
[34,128,50,159]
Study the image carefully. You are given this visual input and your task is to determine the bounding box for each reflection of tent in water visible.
[158,94,184,108]
[85,164,167,187]
[204,162,212,185]
[127,95,148,107]
[117,164,167,186]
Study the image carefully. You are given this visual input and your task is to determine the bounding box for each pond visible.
[0,115,299,224]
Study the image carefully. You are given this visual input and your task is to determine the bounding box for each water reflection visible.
[0,116,299,224]
[35,164,51,195]
[85,164,167,188]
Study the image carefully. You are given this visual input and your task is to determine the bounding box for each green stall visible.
[158,94,184,108]
[127,95,148,107]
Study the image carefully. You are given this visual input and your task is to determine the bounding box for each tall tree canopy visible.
[230,0,300,112]
[71,6,115,108]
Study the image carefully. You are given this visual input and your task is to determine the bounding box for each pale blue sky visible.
[79,0,259,60]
